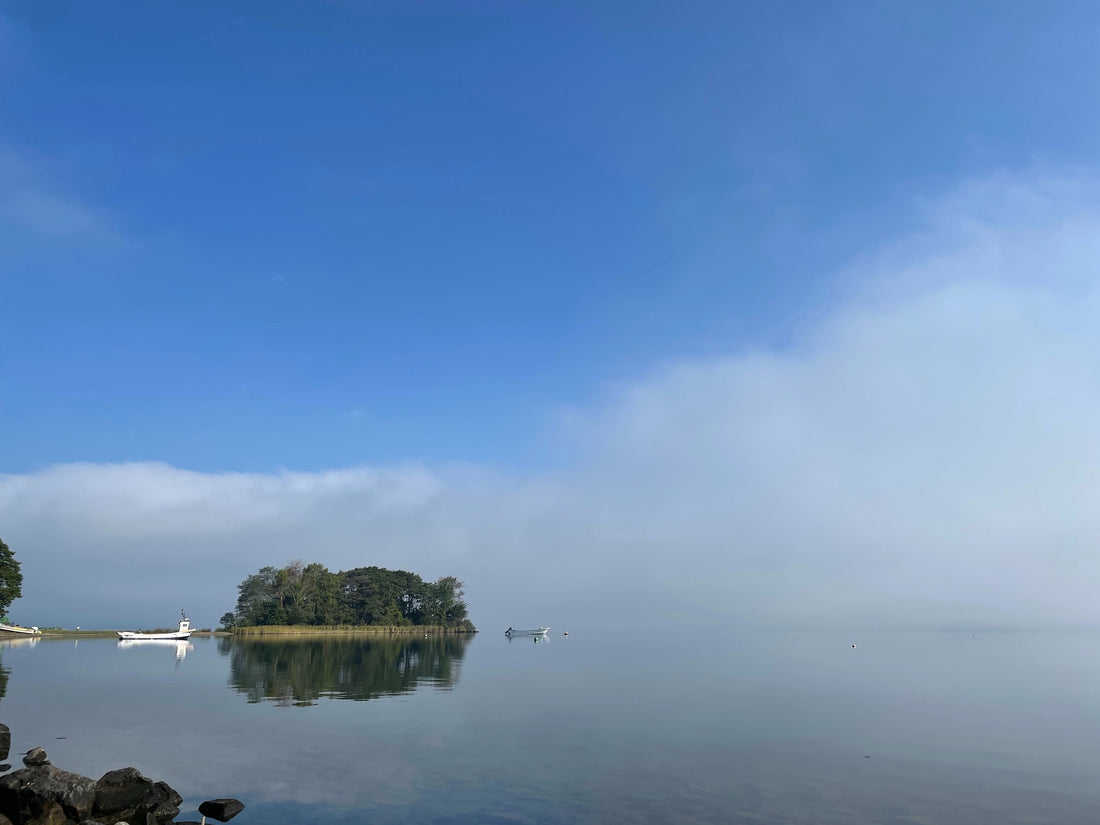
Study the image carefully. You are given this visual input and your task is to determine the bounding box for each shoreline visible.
[3,638,232,642]
[5,626,476,639]
[230,624,477,637]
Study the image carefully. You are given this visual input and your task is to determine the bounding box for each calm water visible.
[2,630,1100,823]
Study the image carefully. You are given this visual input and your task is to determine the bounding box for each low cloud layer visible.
[4,171,1100,631]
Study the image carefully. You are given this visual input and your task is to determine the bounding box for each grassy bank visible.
[231,624,476,637]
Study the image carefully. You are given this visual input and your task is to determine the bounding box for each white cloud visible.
[3,170,1100,631]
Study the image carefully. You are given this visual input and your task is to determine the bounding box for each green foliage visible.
[231,560,471,629]
[0,539,23,618]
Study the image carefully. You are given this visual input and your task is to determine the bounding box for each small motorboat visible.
[0,623,40,636]
[505,626,550,636]
[118,610,195,641]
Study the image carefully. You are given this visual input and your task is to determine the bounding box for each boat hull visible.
[0,624,40,636]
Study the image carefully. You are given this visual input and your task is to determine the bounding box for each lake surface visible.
[2,630,1100,823]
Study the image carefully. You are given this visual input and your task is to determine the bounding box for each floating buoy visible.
[851,644,856,648]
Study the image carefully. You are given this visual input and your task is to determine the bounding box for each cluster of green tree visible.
[220,634,472,706]
[223,561,474,630]
[0,538,23,621]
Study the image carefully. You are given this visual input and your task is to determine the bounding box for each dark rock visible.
[92,768,180,825]
[25,799,67,825]
[0,724,9,761]
[152,783,181,809]
[0,764,96,823]
[0,766,9,773]
[23,749,49,768]
[93,768,145,814]
[197,799,245,822]
[0,812,12,825]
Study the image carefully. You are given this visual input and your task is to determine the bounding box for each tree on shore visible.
[0,539,23,619]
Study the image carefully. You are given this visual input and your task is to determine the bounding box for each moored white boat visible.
[0,623,40,635]
[505,626,550,636]
[117,611,195,641]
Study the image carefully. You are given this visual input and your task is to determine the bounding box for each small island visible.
[221,561,476,635]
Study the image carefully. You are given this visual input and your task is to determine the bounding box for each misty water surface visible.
[1,630,1100,824]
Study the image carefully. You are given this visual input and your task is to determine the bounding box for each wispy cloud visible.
[3,169,1099,631]
[0,144,129,252]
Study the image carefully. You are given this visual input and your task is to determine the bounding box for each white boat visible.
[505,626,550,636]
[0,623,40,636]
[117,611,195,641]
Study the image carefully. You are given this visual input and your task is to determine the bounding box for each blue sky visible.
[6,2,1100,629]
[4,1,1098,474]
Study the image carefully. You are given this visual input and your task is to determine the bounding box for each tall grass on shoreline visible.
[231,624,476,637]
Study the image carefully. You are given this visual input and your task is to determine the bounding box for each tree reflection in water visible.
[0,637,29,710]
[219,634,473,707]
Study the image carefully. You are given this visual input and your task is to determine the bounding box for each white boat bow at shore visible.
[0,623,40,636]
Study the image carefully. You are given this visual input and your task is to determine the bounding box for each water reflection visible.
[0,649,8,710]
[117,639,194,666]
[0,636,39,651]
[0,637,33,708]
[220,635,473,707]
[506,633,550,645]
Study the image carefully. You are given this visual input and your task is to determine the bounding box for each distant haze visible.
[4,173,1100,632]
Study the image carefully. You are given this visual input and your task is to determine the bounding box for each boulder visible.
[92,769,180,825]
[0,725,9,761]
[22,750,48,769]
[25,800,66,825]
[197,799,245,822]
[0,764,96,823]
[153,782,182,811]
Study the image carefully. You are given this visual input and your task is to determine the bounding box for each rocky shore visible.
[0,725,243,825]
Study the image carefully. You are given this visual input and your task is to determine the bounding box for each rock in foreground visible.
[92,767,182,825]
[0,748,181,825]
[20,751,47,769]
[197,798,245,822]
[0,758,96,823]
